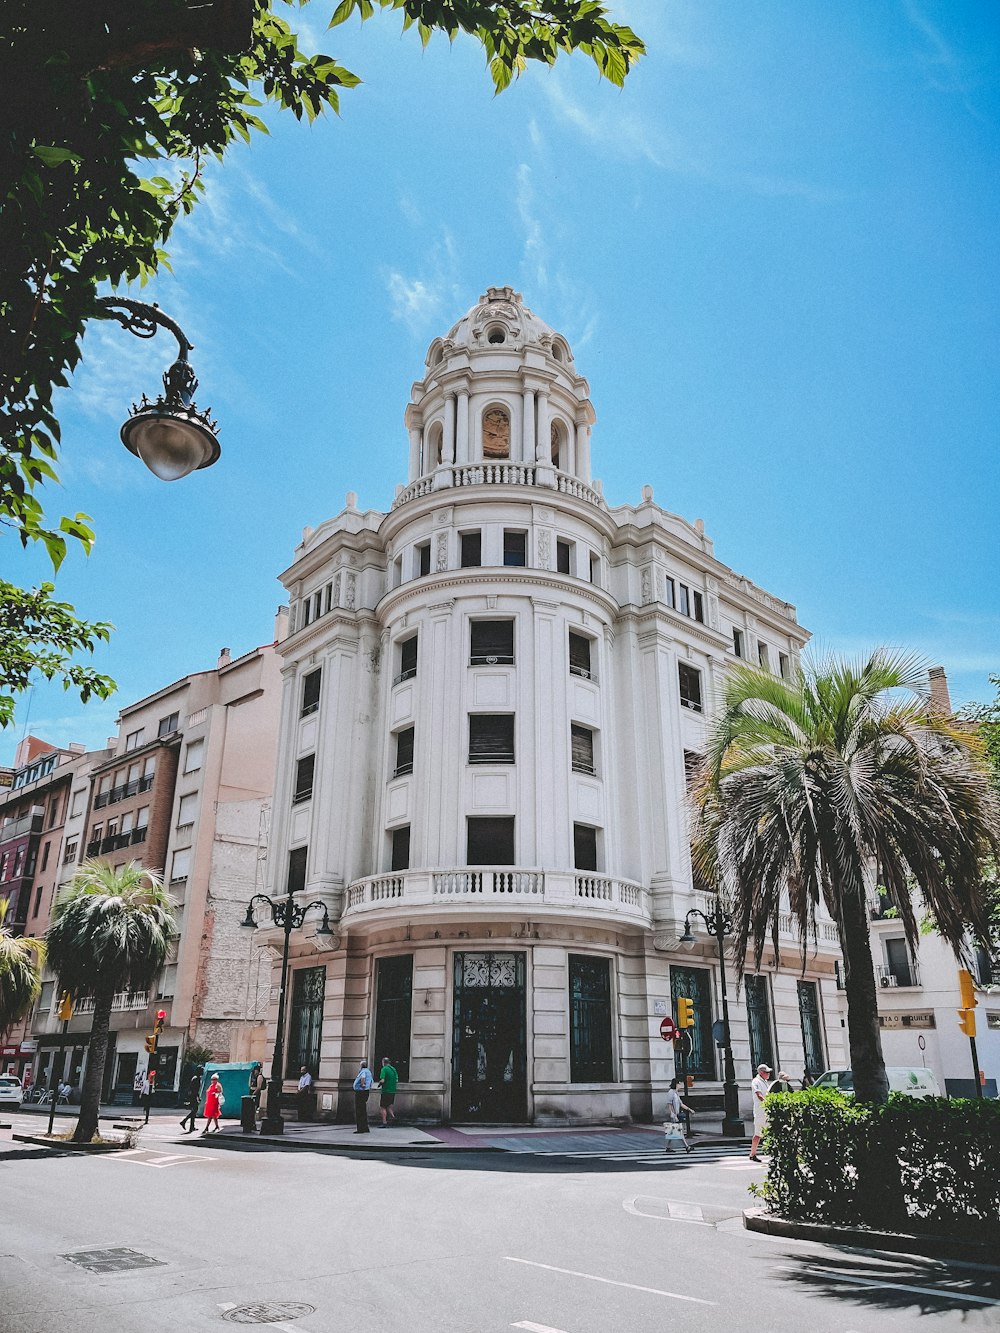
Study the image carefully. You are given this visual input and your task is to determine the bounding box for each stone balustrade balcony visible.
[392,466,604,511]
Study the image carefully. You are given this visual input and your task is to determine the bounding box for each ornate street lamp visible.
[96,297,221,481]
[242,889,333,1134]
[679,905,744,1138]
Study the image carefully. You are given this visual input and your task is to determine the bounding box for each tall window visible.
[288,845,307,895]
[125,728,144,751]
[670,965,715,1077]
[556,540,572,574]
[293,754,315,803]
[460,531,482,567]
[394,728,415,778]
[573,823,598,871]
[678,662,703,713]
[778,652,791,680]
[158,712,179,737]
[570,725,595,775]
[678,584,690,617]
[374,954,413,1081]
[467,818,515,865]
[568,632,592,679]
[176,793,198,827]
[797,980,825,1076]
[692,590,704,623]
[758,642,770,671]
[663,578,675,609]
[417,541,431,576]
[733,628,745,658]
[170,848,191,882]
[184,739,204,773]
[469,715,515,765]
[745,975,775,1071]
[470,620,514,665]
[301,668,322,716]
[503,530,527,567]
[286,965,325,1076]
[396,635,418,684]
[569,955,614,1082]
[390,826,410,872]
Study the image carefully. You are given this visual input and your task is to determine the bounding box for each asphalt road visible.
[1,1112,998,1333]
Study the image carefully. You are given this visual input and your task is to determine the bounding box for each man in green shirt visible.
[377,1057,399,1126]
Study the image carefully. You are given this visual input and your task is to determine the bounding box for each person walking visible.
[749,1062,772,1161]
[140,1068,156,1124]
[353,1058,373,1133]
[665,1077,694,1153]
[377,1056,398,1126]
[179,1066,202,1133]
[201,1072,224,1134]
[250,1063,266,1124]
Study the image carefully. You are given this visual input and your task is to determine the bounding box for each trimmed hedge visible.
[755,1089,1000,1242]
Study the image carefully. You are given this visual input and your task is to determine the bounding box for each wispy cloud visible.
[516,164,548,290]
[385,273,445,332]
[383,228,465,337]
[901,0,986,118]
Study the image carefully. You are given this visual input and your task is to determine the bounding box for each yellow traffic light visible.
[958,1008,977,1038]
[677,996,695,1029]
[56,992,73,1021]
[144,1036,157,1054]
[958,969,978,1012]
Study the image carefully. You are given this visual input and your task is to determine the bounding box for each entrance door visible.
[452,952,527,1122]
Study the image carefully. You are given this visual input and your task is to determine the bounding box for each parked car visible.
[811,1067,941,1098]
[0,1075,24,1108]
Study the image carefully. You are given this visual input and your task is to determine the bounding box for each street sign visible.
[659,1017,679,1042]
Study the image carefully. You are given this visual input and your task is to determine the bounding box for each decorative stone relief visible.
[483,408,510,458]
[537,529,552,570]
[332,573,341,607]
[435,530,448,571]
[641,568,653,605]
[706,576,721,631]
[345,574,356,609]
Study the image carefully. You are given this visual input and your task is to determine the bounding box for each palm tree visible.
[0,898,45,1031]
[692,650,1000,1104]
[46,860,176,1142]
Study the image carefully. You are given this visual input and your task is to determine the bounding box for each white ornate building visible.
[260,287,845,1126]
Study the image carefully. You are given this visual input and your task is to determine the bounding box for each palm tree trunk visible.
[73,986,114,1143]
[840,888,889,1104]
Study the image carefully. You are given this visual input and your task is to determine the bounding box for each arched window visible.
[482,407,510,459]
[428,421,444,469]
[551,419,567,470]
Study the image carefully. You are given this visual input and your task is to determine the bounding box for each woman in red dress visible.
[202,1073,224,1134]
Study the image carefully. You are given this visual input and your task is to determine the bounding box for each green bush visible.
[755,1089,1000,1242]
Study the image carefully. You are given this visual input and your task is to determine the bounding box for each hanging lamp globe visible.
[120,356,220,481]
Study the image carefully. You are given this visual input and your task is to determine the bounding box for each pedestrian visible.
[377,1056,398,1126]
[801,1070,815,1090]
[179,1066,202,1134]
[353,1058,373,1133]
[749,1062,772,1162]
[296,1065,314,1121]
[202,1073,224,1134]
[140,1068,156,1124]
[250,1063,266,1124]
[770,1070,795,1095]
[665,1077,694,1153]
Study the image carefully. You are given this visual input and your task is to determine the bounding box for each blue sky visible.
[5,0,999,763]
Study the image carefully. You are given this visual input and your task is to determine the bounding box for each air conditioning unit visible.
[880,974,899,987]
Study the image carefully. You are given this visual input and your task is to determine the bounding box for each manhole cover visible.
[62,1248,164,1274]
[222,1303,316,1324]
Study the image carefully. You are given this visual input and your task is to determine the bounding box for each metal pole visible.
[713,915,743,1137]
[969,1034,984,1099]
[263,890,295,1135]
[46,1019,68,1137]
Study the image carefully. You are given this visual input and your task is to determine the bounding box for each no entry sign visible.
[659,1017,679,1042]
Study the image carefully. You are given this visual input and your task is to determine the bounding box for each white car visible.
[812,1067,941,1099]
[0,1075,24,1108]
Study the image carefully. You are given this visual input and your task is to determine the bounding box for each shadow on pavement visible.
[771,1249,1000,1316]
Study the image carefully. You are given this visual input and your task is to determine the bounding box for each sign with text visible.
[659,1017,679,1042]
[878,1012,936,1029]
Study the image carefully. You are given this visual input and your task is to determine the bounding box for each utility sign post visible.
[659,1017,679,1042]
[957,969,983,1099]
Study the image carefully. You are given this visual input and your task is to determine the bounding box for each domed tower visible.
[265,288,843,1129]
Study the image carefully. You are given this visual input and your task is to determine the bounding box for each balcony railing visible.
[343,868,647,923]
[392,466,604,511]
[877,962,920,989]
[75,990,149,1014]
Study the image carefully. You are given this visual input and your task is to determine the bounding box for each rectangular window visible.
[40,842,50,872]
[589,553,600,586]
[503,530,527,567]
[120,810,134,835]
[47,796,60,828]
[469,715,515,765]
[885,937,915,987]
[158,712,179,738]
[466,817,515,865]
[670,965,715,1077]
[470,619,514,666]
[140,755,156,789]
[745,975,775,1071]
[396,635,418,684]
[683,750,703,792]
[460,531,481,568]
[663,578,675,609]
[136,805,149,830]
[70,789,86,818]
[301,668,322,717]
[678,662,703,713]
[569,955,614,1082]
[301,597,312,627]
[293,754,315,803]
[393,728,415,778]
[63,839,78,865]
[125,729,144,752]
[184,739,204,773]
[286,965,326,1077]
[390,826,410,872]
[778,652,791,680]
[324,582,333,614]
[556,540,572,575]
[374,954,412,1082]
[692,590,704,623]
[312,591,322,622]
[33,885,42,916]
[758,642,770,671]
[288,845,307,895]
[733,628,745,658]
[571,724,595,775]
[568,632,592,680]
[170,847,191,882]
[678,584,690,617]
[573,824,598,872]
[417,541,431,577]
[176,792,198,827]
[38,980,54,1013]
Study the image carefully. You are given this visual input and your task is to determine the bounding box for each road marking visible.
[504,1257,715,1305]
[623,1196,710,1225]
[511,1323,569,1332]
[775,1266,1000,1308]
[104,1149,209,1169]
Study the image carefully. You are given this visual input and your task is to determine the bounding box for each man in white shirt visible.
[750,1062,772,1161]
[352,1059,373,1134]
[296,1065,315,1121]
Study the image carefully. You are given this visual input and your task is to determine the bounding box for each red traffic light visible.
[157,1010,167,1020]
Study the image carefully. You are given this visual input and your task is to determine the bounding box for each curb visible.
[12,1133,130,1153]
[742,1208,1000,1265]
[206,1132,504,1155]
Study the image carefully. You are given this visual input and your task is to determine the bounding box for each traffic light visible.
[154,1009,166,1037]
[958,1009,977,1037]
[144,1036,157,1053]
[56,992,73,1021]
[677,996,695,1029]
[958,969,977,1012]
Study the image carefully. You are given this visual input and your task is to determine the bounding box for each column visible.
[407,425,422,481]
[456,387,469,464]
[576,423,591,483]
[521,387,535,466]
[535,389,550,463]
[442,392,456,465]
